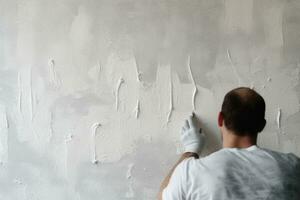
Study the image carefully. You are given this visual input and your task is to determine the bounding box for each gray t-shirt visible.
[163,145,300,200]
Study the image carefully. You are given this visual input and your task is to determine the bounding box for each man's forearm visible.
[158,152,199,200]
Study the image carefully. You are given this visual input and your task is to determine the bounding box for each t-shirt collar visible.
[223,145,258,151]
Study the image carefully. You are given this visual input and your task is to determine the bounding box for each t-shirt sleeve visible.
[162,158,191,200]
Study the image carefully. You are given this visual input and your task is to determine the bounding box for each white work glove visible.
[180,113,205,154]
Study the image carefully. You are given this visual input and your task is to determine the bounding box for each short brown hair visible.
[221,87,266,136]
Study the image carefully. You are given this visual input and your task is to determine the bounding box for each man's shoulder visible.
[192,147,300,167]
[182,147,300,169]
[181,149,233,169]
[261,147,300,165]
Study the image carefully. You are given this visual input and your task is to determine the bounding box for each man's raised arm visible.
[158,113,205,200]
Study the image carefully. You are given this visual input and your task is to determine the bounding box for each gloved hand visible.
[180,113,205,154]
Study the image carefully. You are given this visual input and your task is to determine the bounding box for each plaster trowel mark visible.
[18,72,22,114]
[188,55,197,111]
[125,163,135,198]
[91,122,101,164]
[276,108,281,130]
[134,100,140,119]
[48,59,61,89]
[126,163,134,179]
[49,111,54,141]
[227,49,242,86]
[65,134,73,143]
[115,77,124,111]
[29,67,34,122]
[166,71,173,124]
[0,108,9,165]
[97,60,102,78]
[134,55,142,82]
[5,110,9,129]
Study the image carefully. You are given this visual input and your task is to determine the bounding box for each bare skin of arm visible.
[157,152,199,200]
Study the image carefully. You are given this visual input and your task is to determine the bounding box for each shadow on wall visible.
[195,114,222,156]
[202,122,222,155]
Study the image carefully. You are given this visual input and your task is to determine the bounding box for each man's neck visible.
[222,131,257,148]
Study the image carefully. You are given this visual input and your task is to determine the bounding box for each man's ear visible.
[218,112,223,127]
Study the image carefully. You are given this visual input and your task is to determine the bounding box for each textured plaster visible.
[0,0,300,199]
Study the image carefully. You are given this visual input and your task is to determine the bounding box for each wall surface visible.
[1,0,300,199]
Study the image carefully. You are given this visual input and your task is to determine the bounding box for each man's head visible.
[218,87,266,139]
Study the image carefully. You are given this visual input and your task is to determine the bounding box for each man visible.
[158,87,300,200]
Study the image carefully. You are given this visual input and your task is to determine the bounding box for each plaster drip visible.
[0,108,9,164]
[97,60,102,79]
[48,59,61,89]
[18,72,22,114]
[5,110,9,130]
[166,72,173,124]
[115,77,124,111]
[227,49,241,86]
[125,163,135,198]
[64,134,73,175]
[14,178,23,185]
[250,82,255,89]
[188,55,197,111]
[65,134,73,143]
[94,61,102,88]
[134,55,141,82]
[29,67,34,122]
[267,77,272,82]
[133,100,140,119]
[126,163,134,179]
[125,181,135,198]
[91,122,101,164]
[276,108,281,129]
[49,111,54,142]
[13,178,28,199]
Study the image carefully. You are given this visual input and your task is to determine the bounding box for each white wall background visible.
[1,0,300,199]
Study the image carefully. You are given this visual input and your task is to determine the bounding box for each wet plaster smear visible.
[1,0,300,199]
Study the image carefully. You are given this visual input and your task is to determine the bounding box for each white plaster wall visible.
[0,0,300,199]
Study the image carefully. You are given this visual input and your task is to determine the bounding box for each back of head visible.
[221,87,266,136]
